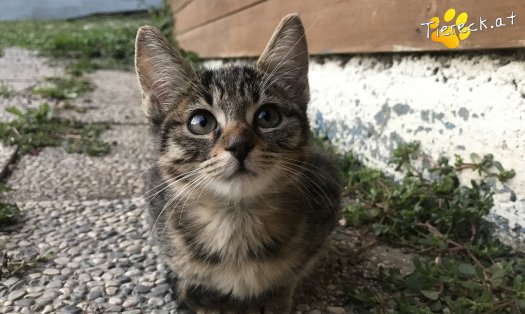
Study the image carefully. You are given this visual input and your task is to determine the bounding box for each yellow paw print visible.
[430,8,470,49]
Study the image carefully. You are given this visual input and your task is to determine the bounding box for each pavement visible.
[0,48,412,314]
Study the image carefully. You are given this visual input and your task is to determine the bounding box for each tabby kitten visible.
[135,14,341,314]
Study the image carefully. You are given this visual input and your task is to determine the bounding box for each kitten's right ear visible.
[135,25,196,124]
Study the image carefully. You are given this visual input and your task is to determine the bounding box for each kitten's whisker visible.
[278,163,336,214]
[140,168,201,208]
[139,168,203,218]
[127,160,161,197]
[150,174,204,241]
[273,168,314,207]
[267,154,342,187]
[157,175,208,242]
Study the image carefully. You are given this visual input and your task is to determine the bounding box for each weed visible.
[0,103,110,156]
[0,184,22,228]
[0,82,13,98]
[0,250,54,279]
[340,141,523,313]
[32,76,93,100]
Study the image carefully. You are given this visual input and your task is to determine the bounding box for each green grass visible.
[0,184,21,227]
[0,4,198,76]
[32,76,93,100]
[0,82,13,98]
[330,141,524,313]
[0,103,111,156]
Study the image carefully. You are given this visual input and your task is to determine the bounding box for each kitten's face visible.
[135,15,310,199]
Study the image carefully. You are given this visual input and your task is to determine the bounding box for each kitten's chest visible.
[180,200,288,259]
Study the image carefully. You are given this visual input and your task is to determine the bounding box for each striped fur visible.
[135,14,341,314]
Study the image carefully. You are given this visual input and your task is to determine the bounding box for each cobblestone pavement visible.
[0,49,412,314]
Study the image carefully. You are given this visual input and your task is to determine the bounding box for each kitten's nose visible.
[225,137,255,162]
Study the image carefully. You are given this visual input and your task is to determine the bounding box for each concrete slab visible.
[0,48,64,92]
[4,125,155,202]
[61,70,147,125]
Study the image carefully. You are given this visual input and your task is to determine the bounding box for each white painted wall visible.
[307,53,525,249]
[0,0,163,21]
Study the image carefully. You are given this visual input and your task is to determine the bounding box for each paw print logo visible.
[430,8,470,49]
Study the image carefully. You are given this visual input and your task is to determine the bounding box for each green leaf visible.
[457,263,477,276]
[421,289,441,301]
[517,299,525,310]
[5,106,23,117]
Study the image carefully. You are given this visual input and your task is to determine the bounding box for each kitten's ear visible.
[256,14,309,106]
[135,25,196,124]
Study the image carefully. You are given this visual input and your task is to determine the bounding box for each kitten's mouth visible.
[225,164,256,180]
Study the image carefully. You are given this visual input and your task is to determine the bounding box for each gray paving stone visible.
[0,198,172,311]
[60,70,147,124]
[4,125,154,202]
[0,48,64,93]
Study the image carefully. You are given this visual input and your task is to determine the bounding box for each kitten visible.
[135,14,341,314]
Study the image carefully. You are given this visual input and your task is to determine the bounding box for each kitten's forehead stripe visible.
[199,70,214,106]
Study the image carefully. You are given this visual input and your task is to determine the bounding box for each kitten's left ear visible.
[256,13,309,106]
[135,25,197,124]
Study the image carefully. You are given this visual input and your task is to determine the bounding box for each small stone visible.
[106,305,123,312]
[28,273,41,280]
[3,277,19,287]
[109,267,125,276]
[148,297,164,307]
[101,272,113,281]
[326,307,346,314]
[122,297,138,307]
[20,307,31,314]
[135,285,151,293]
[26,287,44,294]
[46,280,63,289]
[150,284,169,296]
[86,281,104,288]
[106,280,119,287]
[108,297,122,305]
[117,276,131,284]
[38,243,50,251]
[14,298,34,307]
[124,269,141,277]
[122,311,141,314]
[42,305,54,314]
[86,287,103,301]
[78,273,91,282]
[59,304,82,314]
[43,269,60,276]
[106,287,118,296]
[1,306,13,313]
[8,289,26,301]
[54,257,70,265]
[26,292,42,298]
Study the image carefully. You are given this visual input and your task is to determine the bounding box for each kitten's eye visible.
[188,111,217,135]
[255,105,282,129]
